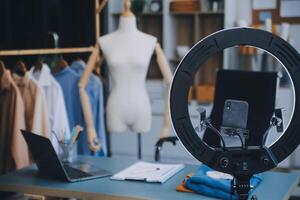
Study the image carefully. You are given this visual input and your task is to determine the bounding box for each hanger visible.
[56,57,69,70]
[13,61,27,77]
[122,0,134,17]
[75,56,83,62]
[34,57,44,72]
[52,57,69,74]
[0,60,5,78]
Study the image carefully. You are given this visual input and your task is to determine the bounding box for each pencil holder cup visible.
[59,143,76,163]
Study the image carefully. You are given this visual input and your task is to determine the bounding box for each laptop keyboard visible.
[63,165,92,180]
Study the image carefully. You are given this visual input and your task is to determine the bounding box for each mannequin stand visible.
[137,133,142,160]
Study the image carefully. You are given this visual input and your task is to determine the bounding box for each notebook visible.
[111,161,184,183]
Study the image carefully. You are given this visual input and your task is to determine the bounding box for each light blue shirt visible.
[70,60,107,156]
[54,67,83,129]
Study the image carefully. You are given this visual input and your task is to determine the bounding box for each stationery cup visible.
[59,143,76,163]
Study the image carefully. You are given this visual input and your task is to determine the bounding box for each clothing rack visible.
[0,0,110,155]
[0,47,94,56]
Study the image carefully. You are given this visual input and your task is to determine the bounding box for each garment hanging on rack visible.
[12,72,49,135]
[0,70,28,174]
[29,64,70,153]
[71,60,107,156]
[54,67,83,129]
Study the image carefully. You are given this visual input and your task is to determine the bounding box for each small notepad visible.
[111,161,184,183]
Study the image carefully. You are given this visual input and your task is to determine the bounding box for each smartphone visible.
[221,99,249,147]
[222,99,249,129]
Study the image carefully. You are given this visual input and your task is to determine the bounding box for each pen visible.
[70,125,83,144]
[69,127,77,143]
[74,128,83,142]
[63,128,67,143]
[124,178,147,182]
[52,130,68,144]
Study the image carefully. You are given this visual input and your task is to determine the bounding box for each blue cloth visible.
[70,60,107,156]
[54,68,83,129]
[185,165,262,200]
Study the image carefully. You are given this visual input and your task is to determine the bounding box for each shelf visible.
[112,11,223,16]
[112,12,163,17]
[138,12,163,16]
[171,11,224,16]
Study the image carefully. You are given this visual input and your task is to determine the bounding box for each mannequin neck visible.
[118,16,138,33]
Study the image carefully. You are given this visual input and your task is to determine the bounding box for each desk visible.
[0,156,298,200]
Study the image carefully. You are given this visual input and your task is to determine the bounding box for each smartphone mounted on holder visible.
[221,99,249,148]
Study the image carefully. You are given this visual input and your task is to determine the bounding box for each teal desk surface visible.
[0,156,298,200]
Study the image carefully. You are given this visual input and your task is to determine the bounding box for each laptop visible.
[21,130,111,182]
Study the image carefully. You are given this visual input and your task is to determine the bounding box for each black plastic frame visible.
[170,27,300,175]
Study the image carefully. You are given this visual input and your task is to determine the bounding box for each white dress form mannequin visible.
[99,16,156,133]
[78,0,173,155]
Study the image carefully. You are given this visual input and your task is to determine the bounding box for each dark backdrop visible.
[0,0,95,50]
[0,0,109,69]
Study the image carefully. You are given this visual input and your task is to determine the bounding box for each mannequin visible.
[79,0,173,153]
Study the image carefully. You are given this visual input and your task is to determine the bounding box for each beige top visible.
[0,70,27,173]
[13,73,49,136]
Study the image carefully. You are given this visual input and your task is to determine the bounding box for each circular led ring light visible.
[170,27,300,176]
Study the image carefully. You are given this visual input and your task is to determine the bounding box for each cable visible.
[261,126,273,148]
[205,120,246,150]
[205,120,227,150]
[233,131,245,149]
[220,127,248,149]
[261,116,281,147]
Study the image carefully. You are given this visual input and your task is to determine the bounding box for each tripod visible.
[231,174,258,200]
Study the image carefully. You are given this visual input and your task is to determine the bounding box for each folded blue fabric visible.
[185,165,262,200]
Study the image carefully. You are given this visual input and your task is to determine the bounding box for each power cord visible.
[204,120,227,150]
[261,116,282,147]
[232,130,245,149]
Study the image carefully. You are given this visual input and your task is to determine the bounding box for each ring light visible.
[170,27,300,179]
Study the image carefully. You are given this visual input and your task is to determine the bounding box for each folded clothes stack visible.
[176,165,262,200]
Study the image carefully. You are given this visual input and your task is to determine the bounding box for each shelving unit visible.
[171,11,224,15]
[173,9,223,102]
[108,0,225,102]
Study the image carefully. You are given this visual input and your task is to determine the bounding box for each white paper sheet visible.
[253,0,277,10]
[111,161,184,183]
[280,0,300,17]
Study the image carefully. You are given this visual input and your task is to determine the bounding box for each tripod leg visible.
[235,175,252,200]
[137,133,142,160]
